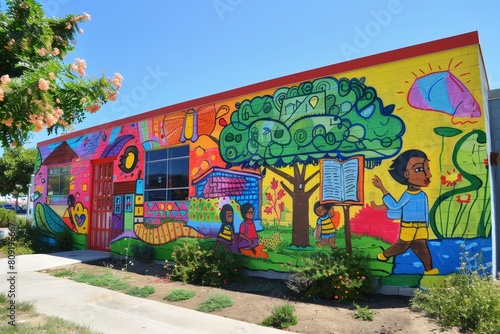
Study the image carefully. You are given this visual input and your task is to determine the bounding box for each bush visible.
[170,238,243,286]
[0,208,17,228]
[260,304,298,329]
[55,228,73,251]
[131,243,154,263]
[287,250,373,302]
[163,289,196,301]
[410,249,500,333]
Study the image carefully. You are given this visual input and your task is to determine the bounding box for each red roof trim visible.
[38,31,479,147]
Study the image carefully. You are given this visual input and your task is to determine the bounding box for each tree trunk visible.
[292,192,311,247]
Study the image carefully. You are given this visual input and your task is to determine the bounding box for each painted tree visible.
[219,77,405,247]
[0,0,123,147]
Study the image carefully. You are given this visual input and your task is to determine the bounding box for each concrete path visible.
[0,250,294,334]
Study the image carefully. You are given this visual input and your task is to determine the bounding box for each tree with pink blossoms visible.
[0,0,123,147]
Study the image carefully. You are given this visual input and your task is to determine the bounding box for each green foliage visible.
[163,289,196,302]
[125,286,155,298]
[260,304,298,329]
[0,147,36,196]
[287,250,373,302]
[171,238,243,286]
[55,228,73,251]
[410,247,500,333]
[52,268,76,278]
[71,270,131,291]
[0,208,17,227]
[353,303,374,321]
[196,293,234,313]
[0,0,122,147]
[131,243,154,263]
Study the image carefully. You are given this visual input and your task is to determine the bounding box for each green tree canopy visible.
[0,0,123,147]
[0,146,36,198]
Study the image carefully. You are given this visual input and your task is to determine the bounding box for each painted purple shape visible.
[408,71,481,118]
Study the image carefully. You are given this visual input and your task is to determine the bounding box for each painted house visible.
[34,31,498,293]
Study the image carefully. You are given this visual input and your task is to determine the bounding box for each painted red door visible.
[89,159,114,251]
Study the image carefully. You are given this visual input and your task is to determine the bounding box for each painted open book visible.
[319,156,364,205]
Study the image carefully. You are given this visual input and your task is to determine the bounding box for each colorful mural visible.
[33,32,494,291]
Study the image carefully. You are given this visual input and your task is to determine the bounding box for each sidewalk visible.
[0,250,294,334]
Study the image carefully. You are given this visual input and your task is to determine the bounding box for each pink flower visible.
[85,103,101,113]
[334,295,339,300]
[0,88,3,102]
[78,28,84,34]
[65,22,72,29]
[106,91,118,101]
[109,73,124,89]
[83,12,91,20]
[49,72,55,80]
[51,48,60,56]
[1,74,11,83]
[37,48,48,56]
[38,78,50,91]
[2,118,13,127]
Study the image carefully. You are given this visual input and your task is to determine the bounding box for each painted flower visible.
[441,169,462,187]
[456,194,471,204]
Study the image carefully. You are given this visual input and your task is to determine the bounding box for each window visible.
[144,146,189,201]
[48,165,71,195]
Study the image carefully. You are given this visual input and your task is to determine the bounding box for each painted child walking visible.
[371,149,439,275]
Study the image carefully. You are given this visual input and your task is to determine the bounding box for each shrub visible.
[171,238,243,286]
[410,249,500,333]
[287,250,373,302]
[131,243,154,263]
[55,228,73,251]
[260,304,298,329]
[0,208,17,228]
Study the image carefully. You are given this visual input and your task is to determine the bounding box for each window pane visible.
[168,189,188,201]
[168,158,188,188]
[169,146,189,158]
[145,161,166,189]
[60,174,71,195]
[146,149,167,161]
[146,190,166,201]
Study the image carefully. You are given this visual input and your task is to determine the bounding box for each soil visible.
[44,259,462,334]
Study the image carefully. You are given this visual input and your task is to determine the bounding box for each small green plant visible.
[410,246,500,333]
[71,271,131,290]
[171,238,243,286]
[287,250,373,302]
[131,243,154,263]
[353,302,374,321]
[163,289,196,301]
[197,293,234,312]
[260,304,298,329]
[126,285,155,298]
[52,268,76,278]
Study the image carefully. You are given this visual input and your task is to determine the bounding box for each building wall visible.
[34,32,494,290]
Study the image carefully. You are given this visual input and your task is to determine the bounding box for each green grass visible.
[125,286,155,298]
[163,289,196,301]
[52,268,76,278]
[71,271,131,290]
[197,293,234,312]
[0,293,102,334]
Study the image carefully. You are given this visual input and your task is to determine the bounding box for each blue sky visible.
[5,0,500,148]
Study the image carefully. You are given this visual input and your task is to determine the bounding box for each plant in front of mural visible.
[429,129,491,239]
[286,250,372,302]
[170,238,243,286]
[0,0,123,147]
[410,245,500,333]
[263,177,286,225]
[219,76,405,247]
